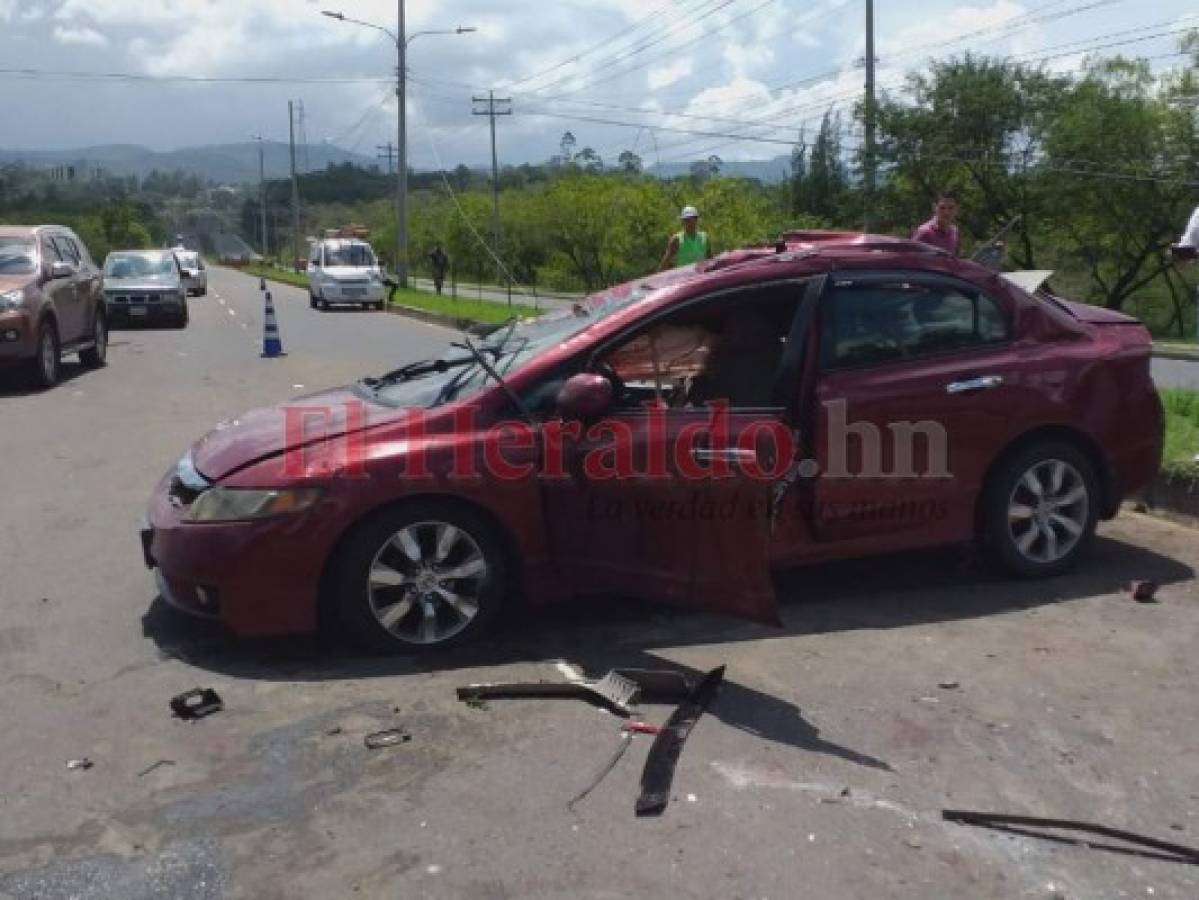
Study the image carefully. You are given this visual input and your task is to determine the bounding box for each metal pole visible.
[488,89,503,300]
[863,0,877,232]
[396,0,408,288]
[289,101,301,273]
[257,138,268,260]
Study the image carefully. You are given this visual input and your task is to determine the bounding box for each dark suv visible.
[0,225,107,387]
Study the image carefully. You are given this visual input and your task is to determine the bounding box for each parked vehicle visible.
[0,225,107,387]
[103,250,189,328]
[143,232,1163,652]
[307,238,386,311]
[174,250,208,296]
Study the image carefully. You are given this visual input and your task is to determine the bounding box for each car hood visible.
[105,275,180,290]
[0,273,32,293]
[191,385,411,481]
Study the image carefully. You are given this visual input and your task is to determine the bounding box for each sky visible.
[0,0,1195,167]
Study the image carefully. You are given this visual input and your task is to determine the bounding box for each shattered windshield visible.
[361,281,657,409]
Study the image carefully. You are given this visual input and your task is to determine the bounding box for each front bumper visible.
[143,474,340,637]
[317,283,385,303]
[0,310,34,362]
[107,301,185,324]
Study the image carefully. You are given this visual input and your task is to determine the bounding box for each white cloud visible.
[648,58,693,91]
[53,25,108,47]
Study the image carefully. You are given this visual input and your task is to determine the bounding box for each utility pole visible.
[288,101,302,273]
[863,0,877,232]
[396,0,407,287]
[252,135,268,259]
[472,90,512,300]
[320,5,475,287]
[376,142,398,174]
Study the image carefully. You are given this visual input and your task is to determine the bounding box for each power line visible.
[0,67,391,85]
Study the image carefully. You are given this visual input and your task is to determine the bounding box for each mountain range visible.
[0,142,795,185]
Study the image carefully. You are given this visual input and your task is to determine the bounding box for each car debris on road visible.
[65,758,93,771]
[170,687,224,721]
[364,728,412,750]
[1127,580,1160,603]
[636,665,726,817]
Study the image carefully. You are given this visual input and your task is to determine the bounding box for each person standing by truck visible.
[659,206,712,271]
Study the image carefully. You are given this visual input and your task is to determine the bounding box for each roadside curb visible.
[385,303,472,331]
[1152,348,1199,362]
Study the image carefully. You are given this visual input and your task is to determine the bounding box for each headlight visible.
[0,289,23,311]
[187,486,321,522]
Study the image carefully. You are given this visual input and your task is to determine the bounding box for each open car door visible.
[539,276,827,626]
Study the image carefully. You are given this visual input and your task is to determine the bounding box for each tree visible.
[805,111,848,222]
[618,150,643,175]
[1041,57,1198,310]
[574,147,604,172]
[689,154,723,185]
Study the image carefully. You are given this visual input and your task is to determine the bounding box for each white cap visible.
[1180,206,1199,249]
[680,206,699,220]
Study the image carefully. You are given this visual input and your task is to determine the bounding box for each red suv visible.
[0,225,107,387]
[142,233,1163,652]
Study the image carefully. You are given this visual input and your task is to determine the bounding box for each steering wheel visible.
[594,362,626,402]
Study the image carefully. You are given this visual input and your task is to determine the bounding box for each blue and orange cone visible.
[261,291,286,358]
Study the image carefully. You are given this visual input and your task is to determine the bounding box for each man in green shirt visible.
[659,205,712,270]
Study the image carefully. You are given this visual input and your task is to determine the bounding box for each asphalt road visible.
[1152,355,1199,389]
[1,265,1198,899]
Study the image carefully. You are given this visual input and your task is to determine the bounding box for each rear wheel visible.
[174,303,189,328]
[981,441,1098,577]
[27,321,60,388]
[79,312,107,367]
[375,301,385,311]
[331,501,507,653]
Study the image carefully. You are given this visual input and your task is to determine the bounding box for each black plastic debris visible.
[1127,580,1160,603]
[636,665,726,817]
[170,688,224,721]
[364,728,412,750]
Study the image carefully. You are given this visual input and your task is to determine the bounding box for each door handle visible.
[692,448,758,464]
[946,375,1003,395]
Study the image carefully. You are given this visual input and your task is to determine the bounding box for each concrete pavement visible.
[1,266,1198,898]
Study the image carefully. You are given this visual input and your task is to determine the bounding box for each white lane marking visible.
[228,309,236,317]
[240,322,248,329]
[217,297,226,305]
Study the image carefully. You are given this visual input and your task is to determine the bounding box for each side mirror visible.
[556,373,613,420]
[49,260,75,279]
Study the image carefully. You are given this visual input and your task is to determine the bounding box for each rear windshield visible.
[175,252,199,268]
[324,244,375,267]
[0,237,37,275]
[104,253,176,278]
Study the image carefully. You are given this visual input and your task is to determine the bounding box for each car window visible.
[40,237,62,263]
[597,282,805,410]
[104,253,177,277]
[53,236,81,266]
[821,282,1008,370]
[0,237,38,275]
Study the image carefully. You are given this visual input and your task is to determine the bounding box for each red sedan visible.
[142,233,1163,652]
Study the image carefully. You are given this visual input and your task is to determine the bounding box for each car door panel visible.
[810,275,1023,544]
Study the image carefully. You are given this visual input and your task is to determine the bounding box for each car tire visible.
[79,312,107,368]
[27,320,60,388]
[361,302,370,311]
[981,440,1099,578]
[330,500,507,654]
[375,301,385,311]
[309,291,317,309]
[174,305,189,329]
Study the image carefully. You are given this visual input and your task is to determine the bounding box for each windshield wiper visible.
[363,355,474,389]
[451,333,533,421]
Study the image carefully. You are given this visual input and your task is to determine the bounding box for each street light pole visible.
[322,8,475,291]
[397,0,407,289]
[252,134,268,259]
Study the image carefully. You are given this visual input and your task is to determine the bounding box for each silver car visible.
[102,250,189,328]
[173,249,208,296]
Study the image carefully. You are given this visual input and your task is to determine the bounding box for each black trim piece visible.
[944,810,1199,866]
[635,664,725,817]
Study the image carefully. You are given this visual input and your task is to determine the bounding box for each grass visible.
[1160,388,1199,479]
[239,263,542,325]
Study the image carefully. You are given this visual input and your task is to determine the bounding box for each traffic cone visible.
[259,277,266,291]
[261,291,286,358]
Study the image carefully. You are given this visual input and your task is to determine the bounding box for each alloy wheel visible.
[1007,458,1089,565]
[366,520,488,645]
[39,328,58,384]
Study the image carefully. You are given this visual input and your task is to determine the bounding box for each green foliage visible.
[1160,388,1199,478]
